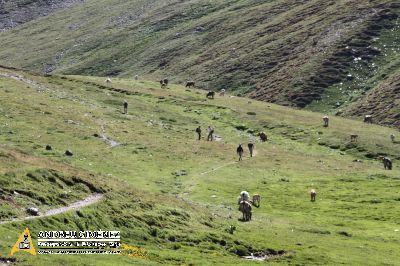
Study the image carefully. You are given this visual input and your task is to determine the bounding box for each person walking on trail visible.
[248,143,254,157]
[123,100,128,114]
[195,126,202,140]
[237,144,244,161]
[207,126,214,141]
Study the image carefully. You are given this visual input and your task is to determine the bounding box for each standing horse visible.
[380,157,392,170]
[310,189,317,202]
[323,116,329,127]
[252,194,261,207]
[239,201,252,221]
[186,81,195,88]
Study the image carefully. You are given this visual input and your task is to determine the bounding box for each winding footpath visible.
[0,194,104,225]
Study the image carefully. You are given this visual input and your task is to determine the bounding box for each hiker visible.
[237,144,244,161]
[123,100,128,114]
[207,126,214,141]
[248,143,254,157]
[195,126,202,140]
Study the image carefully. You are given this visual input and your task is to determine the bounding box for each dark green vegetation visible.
[0,0,399,127]
[1,66,400,265]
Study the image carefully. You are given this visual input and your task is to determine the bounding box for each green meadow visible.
[0,67,399,265]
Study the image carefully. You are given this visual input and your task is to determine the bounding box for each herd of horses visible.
[106,76,395,222]
[322,115,394,169]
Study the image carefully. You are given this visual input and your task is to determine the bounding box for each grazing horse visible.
[185,81,195,88]
[219,89,226,96]
[160,78,168,88]
[390,134,395,142]
[248,143,254,157]
[206,91,215,99]
[105,77,112,83]
[252,194,261,207]
[364,115,373,123]
[237,144,244,161]
[323,116,329,127]
[239,200,252,221]
[259,132,267,142]
[310,189,317,202]
[350,134,358,142]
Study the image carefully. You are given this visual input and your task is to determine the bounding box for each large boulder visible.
[26,207,39,216]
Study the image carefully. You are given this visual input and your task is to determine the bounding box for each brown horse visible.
[239,201,252,221]
[252,194,261,207]
[206,91,215,99]
[323,116,329,127]
[160,78,168,88]
[259,132,267,142]
[186,81,195,88]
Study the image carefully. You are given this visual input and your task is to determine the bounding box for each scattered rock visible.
[65,150,73,156]
[338,231,352,237]
[26,207,39,216]
[45,145,53,151]
[296,242,303,246]
[174,170,187,177]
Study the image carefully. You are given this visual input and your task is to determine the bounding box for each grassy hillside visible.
[342,73,400,128]
[0,0,399,117]
[1,66,400,265]
[0,0,84,31]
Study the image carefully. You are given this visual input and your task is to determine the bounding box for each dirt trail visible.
[0,194,104,225]
[199,149,258,176]
[186,149,259,195]
[94,122,121,147]
[0,72,49,93]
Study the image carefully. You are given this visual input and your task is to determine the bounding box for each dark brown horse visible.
[160,78,168,88]
[206,91,215,99]
[259,132,267,142]
[185,81,195,88]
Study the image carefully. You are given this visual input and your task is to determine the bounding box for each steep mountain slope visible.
[0,0,84,31]
[1,66,400,265]
[0,1,398,109]
[343,73,400,128]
